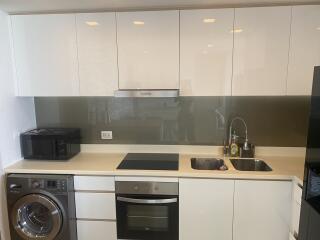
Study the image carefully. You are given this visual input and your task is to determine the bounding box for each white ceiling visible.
[0,0,319,14]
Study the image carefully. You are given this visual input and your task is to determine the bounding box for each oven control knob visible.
[133,185,139,191]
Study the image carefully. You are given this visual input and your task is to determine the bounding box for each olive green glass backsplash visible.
[34,96,310,147]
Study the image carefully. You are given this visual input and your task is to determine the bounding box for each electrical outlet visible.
[101,131,113,140]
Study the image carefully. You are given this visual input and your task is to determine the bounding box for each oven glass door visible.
[116,194,178,240]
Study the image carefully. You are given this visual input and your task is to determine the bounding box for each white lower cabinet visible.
[179,178,235,240]
[77,220,117,240]
[72,176,297,240]
[74,175,117,240]
[233,180,292,240]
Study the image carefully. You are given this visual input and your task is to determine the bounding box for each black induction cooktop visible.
[117,153,179,170]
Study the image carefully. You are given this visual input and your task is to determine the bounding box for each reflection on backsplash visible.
[34,96,310,146]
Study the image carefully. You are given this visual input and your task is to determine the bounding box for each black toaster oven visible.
[20,128,81,160]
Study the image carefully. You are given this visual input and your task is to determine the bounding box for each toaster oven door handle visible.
[117,196,177,204]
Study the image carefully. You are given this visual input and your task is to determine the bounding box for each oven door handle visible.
[117,196,178,204]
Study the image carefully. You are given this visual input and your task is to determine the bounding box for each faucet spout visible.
[228,117,248,146]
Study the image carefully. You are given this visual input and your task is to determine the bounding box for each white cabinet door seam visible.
[74,14,81,96]
[115,12,120,91]
[231,8,236,97]
[285,7,293,95]
[8,17,20,96]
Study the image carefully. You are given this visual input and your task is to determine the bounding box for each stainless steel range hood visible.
[114,89,179,98]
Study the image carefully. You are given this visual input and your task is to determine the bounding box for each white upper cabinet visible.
[116,11,179,90]
[232,7,291,96]
[76,13,118,96]
[287,5,320,96]
[180,9,234,96]
[10,6,318,97]
[233,180,292,240]
[180,178,234,240]
[11,14,79,96]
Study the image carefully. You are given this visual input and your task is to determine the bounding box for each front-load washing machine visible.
[6,174,77,240]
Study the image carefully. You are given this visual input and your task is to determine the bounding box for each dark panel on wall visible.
[34,96,310,147]
[228,96,310,146]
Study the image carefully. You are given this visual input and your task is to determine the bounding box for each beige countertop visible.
[4,152,305,185]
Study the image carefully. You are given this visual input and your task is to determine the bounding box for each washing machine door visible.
[11,194,63,240]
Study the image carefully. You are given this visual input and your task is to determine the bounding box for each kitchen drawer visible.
[77,220,117,240]
[293,183,302,205]
[75,192,116,219]
[74,176,115,191]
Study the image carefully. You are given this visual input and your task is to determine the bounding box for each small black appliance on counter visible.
[20,128,81,160]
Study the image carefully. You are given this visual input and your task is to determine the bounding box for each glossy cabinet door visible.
[233,180,292,240]
[10,14,79,96]
[74,176,115,191]
[287,5,320,96]
[77,220,117,240]
[76,13,118,96]
[179,178,234,240]
[116,11,179,89]
[75,192,116,219]
[232,7,291,96]
[180,9,234,96]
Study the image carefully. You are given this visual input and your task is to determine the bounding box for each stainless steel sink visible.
[191,158,228,170]
[230,158,272,171]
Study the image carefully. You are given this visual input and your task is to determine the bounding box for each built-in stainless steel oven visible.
[116,181,179,240]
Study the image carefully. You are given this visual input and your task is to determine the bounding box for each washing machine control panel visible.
[30,179,68,192]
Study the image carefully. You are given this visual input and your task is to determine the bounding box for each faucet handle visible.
[243,139,250,150]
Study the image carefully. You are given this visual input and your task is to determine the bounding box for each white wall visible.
[0,10,36,239]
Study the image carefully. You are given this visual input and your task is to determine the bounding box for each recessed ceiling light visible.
[317,27,320,30]
[203,18,216,23]
[85,21,99,26]
[231,29,243,33]
[207,44,213,48]
[133,21,145,25]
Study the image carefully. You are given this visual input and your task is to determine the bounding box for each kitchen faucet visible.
[228,117,249,151]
